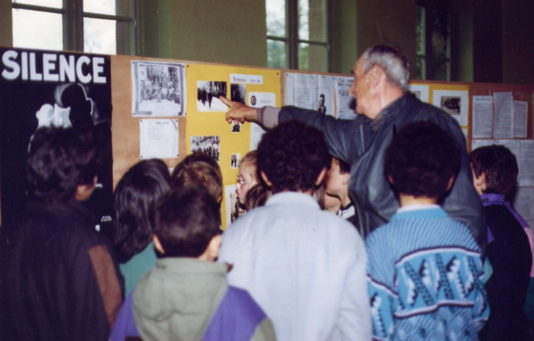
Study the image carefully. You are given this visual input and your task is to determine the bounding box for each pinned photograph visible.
[440,96,461,116]
[225,184,246,226]
[231,84,246,104]
[197,81,228,112]
[132,61,185,116]
[191,136,220,163]
[432,89,467,126]
[231,120,241,133]
[230,153,240,169]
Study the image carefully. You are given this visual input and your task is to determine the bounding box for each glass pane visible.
[267,39,287,68]
[298,43,327,72]
[431,8,450,60]
[266,0,286,37]
[84,18,116,55]
[298,0,326,42]
[416,6,425,56]
[428,59,450,81]
[84,0,130,16]
[12,0,62,9]
[12,9,63,50]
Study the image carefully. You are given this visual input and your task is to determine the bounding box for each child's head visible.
[154,186,222,261]
[113,159,171,263]
[257,120,331,194]
[470,145,518,198]
[325,157,351,205]
[237,150,258,205]
[171,152,223,203]
[27,127,97,204]
[245,183,271,211]
[384,121,460,200]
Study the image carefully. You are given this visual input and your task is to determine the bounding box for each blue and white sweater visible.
[366,206,489,341]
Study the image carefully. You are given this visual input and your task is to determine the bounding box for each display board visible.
[1,48,534,230]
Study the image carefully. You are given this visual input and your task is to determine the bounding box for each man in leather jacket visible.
[221,44,486,252]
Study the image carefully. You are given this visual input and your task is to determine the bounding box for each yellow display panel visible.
[186,64,281,228]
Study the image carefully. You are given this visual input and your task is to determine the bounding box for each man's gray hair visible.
[361,45,410,92]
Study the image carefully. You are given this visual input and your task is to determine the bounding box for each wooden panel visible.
[110,55,188,189]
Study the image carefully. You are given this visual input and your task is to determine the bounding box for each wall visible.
[0,0,12,47]
[331,0,357,74]
[502,0,534,84]
[449,0,473,82]
[141,0,267,67]
[355,0,418,79]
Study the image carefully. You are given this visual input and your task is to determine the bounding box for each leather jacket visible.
[278,93,486,252]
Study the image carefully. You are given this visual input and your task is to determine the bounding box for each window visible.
[266,0,329,72]
[12,0,135,55]
[416,4,451,81]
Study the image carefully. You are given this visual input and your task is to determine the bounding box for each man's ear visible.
[153,235,165,254]
[387,174,395,185]
[342,172,350,185]
[75,176,97,202]
[261,171,272,187]
[370,65,385,88]
[315,167,328,186]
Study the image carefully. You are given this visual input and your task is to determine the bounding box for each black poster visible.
[0,48,113,239]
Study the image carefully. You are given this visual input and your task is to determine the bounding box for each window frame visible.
[266,0,331,71]
[11,0,136,55]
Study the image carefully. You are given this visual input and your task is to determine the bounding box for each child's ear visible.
[446,175,455,191]
[315,167,328,186]
[75,176,97,202]
[473,172,487,193]
[153,235,165,254]
[205,234,222,262]
[261,171,272,187]
[387,175,394,185]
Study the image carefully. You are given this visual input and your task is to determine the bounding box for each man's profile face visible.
[349,58,371,117]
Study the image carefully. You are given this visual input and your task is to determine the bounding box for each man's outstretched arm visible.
[220,96,281,129]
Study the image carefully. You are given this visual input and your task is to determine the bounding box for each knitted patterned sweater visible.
[366,206,489,341]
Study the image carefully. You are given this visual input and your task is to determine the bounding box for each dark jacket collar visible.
[370,93,413,132]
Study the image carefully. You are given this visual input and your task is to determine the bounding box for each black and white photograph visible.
[197,81,228,112]
[132,60,185,116]
[225,184,246,226]
[440,96,461,116]
[231,120,241,133]
[0,47,114,239]
[231,83,246,105]
[230,153,240,169]
[191,135,220,163]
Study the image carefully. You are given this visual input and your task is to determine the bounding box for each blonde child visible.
[236,151,259,206]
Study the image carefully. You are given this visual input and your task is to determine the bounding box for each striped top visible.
[366,206,489,341]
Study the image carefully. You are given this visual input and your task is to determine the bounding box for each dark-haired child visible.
[219,120,370,341]
[114,159,171,295]
[325,156,357,226]
[111,186,276,341]
[470,145,532,341]
[0,127,123,341]
[366,121,489,340]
